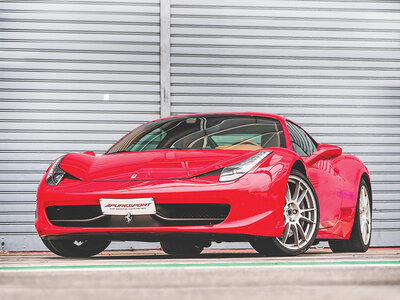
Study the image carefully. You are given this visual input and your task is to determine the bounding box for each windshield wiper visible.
[159,147,185,150]
[109,150,131,154]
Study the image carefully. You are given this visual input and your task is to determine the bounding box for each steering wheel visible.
[231,139,261,147]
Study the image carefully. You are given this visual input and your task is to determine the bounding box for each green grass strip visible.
[1,260,399,271]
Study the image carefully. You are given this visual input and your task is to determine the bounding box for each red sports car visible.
[36,112,372,257]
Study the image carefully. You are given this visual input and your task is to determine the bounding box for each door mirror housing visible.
[82,151,95,156]
[305,144,342,165]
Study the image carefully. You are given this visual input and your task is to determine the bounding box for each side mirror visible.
[82,151,95,156]
[305,144,342,165]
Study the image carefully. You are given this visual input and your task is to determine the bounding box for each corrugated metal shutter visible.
[170,0,400,246]
[0,0,161,250]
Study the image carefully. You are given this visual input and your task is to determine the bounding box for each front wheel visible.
[329,179,371,252]
[41,238,110,257]
[251,170,320,256]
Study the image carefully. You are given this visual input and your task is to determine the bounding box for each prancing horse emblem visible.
[125,212,133,224]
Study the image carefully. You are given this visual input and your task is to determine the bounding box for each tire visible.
[41,238,111,257]
[329,179,371,253]
[41,238,64,256]
[160,240,204,256]
[251,170,320,256]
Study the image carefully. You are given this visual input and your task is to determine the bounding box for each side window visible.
[286,121,317,157]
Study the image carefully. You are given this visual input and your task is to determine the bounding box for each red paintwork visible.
[60,150,256,181]
[35,112,371,242]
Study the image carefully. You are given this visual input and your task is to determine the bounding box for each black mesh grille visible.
[46,205,102,220]
[46,203,230,227]
[156,204,230,219]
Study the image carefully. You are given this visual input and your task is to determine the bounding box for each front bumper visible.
[36,172,286,241]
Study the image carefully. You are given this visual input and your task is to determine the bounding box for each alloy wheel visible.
[359,185,371,245]
[275,175,318,250]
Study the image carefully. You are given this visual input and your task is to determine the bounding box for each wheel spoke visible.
[285,183,291,203]
[292,224,299,247]
[280,225,290,244]
[361,188,369,211]
[297,189,308,205]
[359,193,365,212]
[297,223,307,242]
[362,197,368,211]
[360,218,365,229]
[361,222,367,239]
[292,182,300,201]
[300,208,315,214]
[364,189,368,203]
[300,215,315,224]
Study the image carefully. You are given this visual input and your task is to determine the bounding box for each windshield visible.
[106,115,285,154]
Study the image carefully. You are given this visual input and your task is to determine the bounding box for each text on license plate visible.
[99,198,156,216]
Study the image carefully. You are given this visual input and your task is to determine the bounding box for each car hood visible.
[59,150,257,181]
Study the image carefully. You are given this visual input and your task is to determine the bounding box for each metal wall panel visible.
[0,0,161,250]
[1,0,400,251]
[170,0,400,246]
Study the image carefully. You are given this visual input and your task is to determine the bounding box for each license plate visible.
[99,198,156,216]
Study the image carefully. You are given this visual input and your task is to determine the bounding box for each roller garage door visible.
[170,0,400,246]
[0,0,161,250]
[1,0,400,251]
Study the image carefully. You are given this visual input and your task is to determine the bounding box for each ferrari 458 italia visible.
[36,113,372,257]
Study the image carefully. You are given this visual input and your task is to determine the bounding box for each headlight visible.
[46,157,66,186]
[219,150,272,182]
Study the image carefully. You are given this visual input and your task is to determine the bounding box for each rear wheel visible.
[329,179,371,252]
[251,170,320,256]
[160,240,204,256]
[41,238,110,257]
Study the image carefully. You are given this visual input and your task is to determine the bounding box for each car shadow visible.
[43,248,331,260]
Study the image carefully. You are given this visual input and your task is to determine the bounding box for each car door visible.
[286,121,343,232]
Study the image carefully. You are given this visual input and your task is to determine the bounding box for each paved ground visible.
[0,248,399,300]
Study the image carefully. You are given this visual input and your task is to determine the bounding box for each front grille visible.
[46,205,102,220]
[46,205,107,227]
[46,203,230,227]
[156,204,230,219]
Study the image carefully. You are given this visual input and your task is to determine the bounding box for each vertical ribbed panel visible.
[1,0,400,250]
[170,0,400,246]
[0,0,161,249]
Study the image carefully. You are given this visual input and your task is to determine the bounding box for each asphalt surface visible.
[1,248,399,300]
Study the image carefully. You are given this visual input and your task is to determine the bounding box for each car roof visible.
[158,112,288,123]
